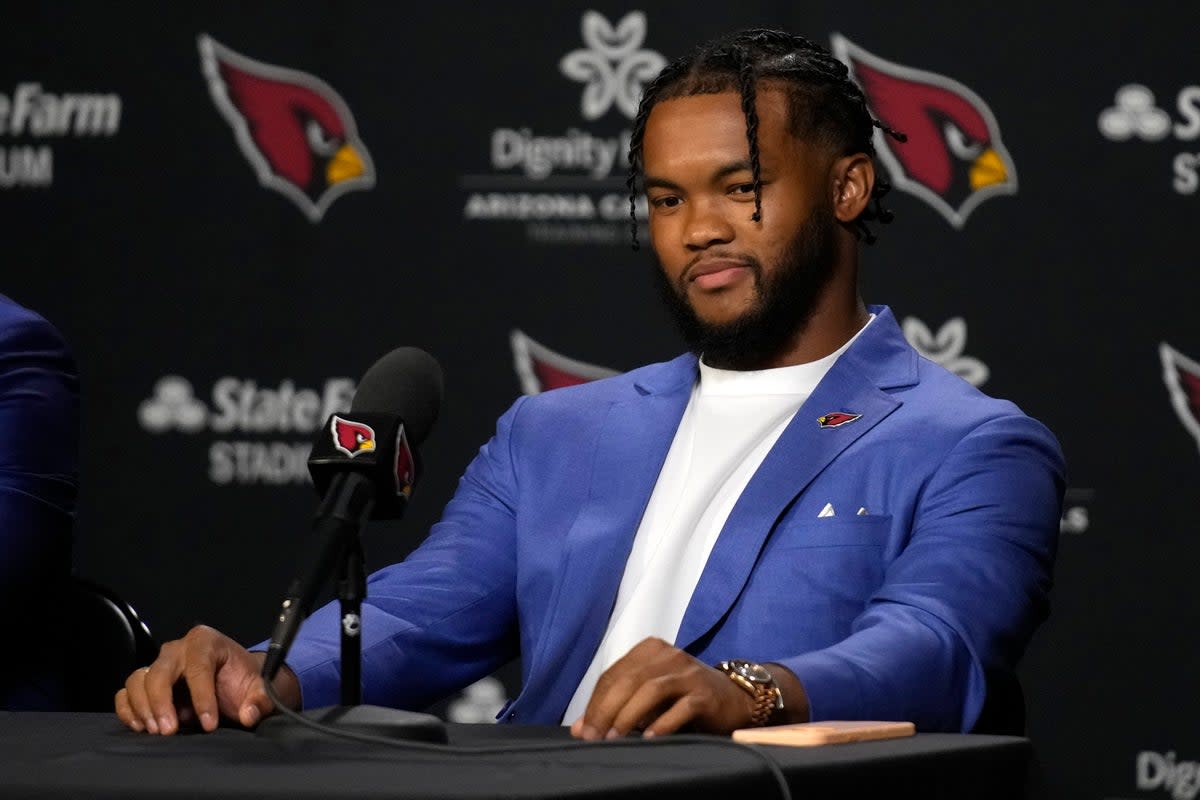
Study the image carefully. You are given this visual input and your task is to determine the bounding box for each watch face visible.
[734,660,772,684]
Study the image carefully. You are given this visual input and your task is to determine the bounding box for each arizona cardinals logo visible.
[817,412,862,429]
[510,329,619,395]
[1160,343,1200,453]
[831,34,1016,228]
[198,35,375,222]
[331,415,376,457]
[394,426,416,498]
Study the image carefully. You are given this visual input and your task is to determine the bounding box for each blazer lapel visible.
[516,358,696,720]
[675,309,916,651]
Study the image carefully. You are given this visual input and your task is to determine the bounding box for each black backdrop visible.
[3,3,1198,798]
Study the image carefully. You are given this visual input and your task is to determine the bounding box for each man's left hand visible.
[569,637,758,739]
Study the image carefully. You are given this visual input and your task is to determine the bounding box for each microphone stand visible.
[257,521,446,743]
[337,537,365,707]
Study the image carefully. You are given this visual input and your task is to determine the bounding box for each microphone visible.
[261,347,443,683]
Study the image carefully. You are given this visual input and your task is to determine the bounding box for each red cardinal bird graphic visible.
[1161,343,1200,452]
[830,34,1016,229]
[198,35,375,222]
[510,330,619,395]
[817,412,862,429]
[331,416,376,457]
[394,429,416,498]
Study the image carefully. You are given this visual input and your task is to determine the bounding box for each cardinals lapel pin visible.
[817,412,862,429]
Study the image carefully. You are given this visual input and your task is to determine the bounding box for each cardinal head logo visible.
[831,34,1017,228]
[331,416,376,457]
[1161,342,1200,453]
[510,330,618,395]
[198,35,375,222]
[394,426,416,498]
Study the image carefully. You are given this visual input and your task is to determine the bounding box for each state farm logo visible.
[462,11,662,247]
[445,677,509,724]
[198,35,375,222]
[831,35,1017,229]
[1138,750,1200,800]
[560,11,666,121]
[1059,487,1093,535]
[1100,85,1173,141]
[139,374,354,485]
[901,316,989,387]
[1098,83,1200,195]
[138,377,207,433]
[0,82,122,189]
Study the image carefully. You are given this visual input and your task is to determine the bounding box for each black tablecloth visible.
[0,712,1031,799]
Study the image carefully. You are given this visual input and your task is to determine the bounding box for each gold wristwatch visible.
[716,659,784,727]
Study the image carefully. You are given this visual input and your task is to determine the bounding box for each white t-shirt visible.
[561,317,874,723]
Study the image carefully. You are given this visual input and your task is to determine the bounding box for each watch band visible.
[717,659,783,727]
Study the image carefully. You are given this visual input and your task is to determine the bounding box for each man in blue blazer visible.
[0,293,79,709]
[117,29,1063,738]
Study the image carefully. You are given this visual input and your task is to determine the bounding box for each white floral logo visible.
[559,11,666,121]
[903,316,990,387]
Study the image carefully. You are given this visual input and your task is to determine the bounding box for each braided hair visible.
[626,28,906,249]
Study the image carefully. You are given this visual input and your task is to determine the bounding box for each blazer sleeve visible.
[279,397,527,711]
[0,308,79,602]
[776,412,1064,731]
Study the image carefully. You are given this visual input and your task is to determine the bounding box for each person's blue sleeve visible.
[261,397,526,711]
[778,414,1064,731]
[0,305,79,596]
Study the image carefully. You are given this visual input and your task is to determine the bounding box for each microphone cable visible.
[262,678,792,800]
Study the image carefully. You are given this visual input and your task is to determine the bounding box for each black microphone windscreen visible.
[349,347,443,444]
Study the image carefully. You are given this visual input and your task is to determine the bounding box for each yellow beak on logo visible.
[327,144,366,185]
[359,439,375,452]
[969,147,1008,191]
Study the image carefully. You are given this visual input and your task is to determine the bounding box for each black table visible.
[0,712,1031,799]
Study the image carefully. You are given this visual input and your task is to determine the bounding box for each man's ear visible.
[830,154,875,223]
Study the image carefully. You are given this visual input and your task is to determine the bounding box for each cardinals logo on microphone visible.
[831,34,1016,228]
[331,416,376,457]
[198,35,375,222]
[326,415,416,498]
[394,430,416,498]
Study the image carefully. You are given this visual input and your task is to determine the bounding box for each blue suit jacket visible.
[286,306,1064,732]
[0,294,79,709]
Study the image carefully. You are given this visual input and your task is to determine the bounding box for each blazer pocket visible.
[742,517,894,650]
[770,516,893,549]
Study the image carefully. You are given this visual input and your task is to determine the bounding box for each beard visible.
[652,201,839,371]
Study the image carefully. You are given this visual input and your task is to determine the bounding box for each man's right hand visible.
[114,625,301,735]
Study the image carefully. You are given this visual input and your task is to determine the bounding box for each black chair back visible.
[65,576,158,712]
[971,668,1026,736]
